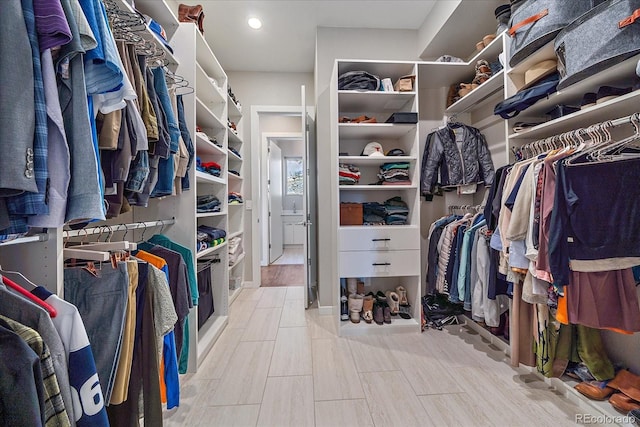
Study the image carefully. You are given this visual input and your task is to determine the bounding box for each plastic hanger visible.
[0,270,57,318]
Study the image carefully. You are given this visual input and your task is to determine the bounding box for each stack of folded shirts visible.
[196,158,222,177]
[197,225,227,252]
[378,162,410,185]
[228,236,243,266]
[339,163,360,185]
[363,202,386,225]
[384,196,409,225]
[228,192,244,204]
[197,195,221,213]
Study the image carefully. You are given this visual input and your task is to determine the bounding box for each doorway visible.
[262,134,306,288]
[250,98,317,307]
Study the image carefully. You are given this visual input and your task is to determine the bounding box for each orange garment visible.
[557,286,633,335]
[135,250,169,404]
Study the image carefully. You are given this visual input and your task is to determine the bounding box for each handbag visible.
[178,4,205,34]
[494,72,560,119]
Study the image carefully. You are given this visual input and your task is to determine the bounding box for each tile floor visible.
[164,286,609,427]
[271,246,305,265]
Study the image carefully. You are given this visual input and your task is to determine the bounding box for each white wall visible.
[315,27,421,308]
[226,71,313,283]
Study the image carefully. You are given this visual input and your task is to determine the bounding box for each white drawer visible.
[339,250,420,277]
[339,226,420,252]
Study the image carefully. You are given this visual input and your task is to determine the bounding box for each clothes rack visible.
[64,219,176,238]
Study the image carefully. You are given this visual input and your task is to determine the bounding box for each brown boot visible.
[362,296,374,324]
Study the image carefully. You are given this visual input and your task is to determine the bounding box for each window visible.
[285,157,303,195]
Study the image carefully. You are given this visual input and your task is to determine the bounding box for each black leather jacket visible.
[420,124,495,196]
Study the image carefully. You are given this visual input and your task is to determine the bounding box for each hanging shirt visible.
[31,287,109,427]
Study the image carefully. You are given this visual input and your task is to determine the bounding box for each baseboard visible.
[318,305,334,316]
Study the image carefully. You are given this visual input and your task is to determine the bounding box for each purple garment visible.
[34,0,72,51]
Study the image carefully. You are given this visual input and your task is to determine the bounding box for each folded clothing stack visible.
[378,162,410,185]
[339,163,360,185]
[384,196,409,225]
[363,202,386,225]
[197,195,220,213]
[197,225,226,252]
[196,158,222,177]
[228,192,243,204]
[228,236,243,266]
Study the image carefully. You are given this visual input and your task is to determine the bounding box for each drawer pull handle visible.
[372,238,391,242]
[372,262,391,266]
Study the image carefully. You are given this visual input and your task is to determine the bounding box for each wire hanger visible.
[0,268,58,318]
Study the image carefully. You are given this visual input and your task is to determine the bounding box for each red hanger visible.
[1,275,57,318]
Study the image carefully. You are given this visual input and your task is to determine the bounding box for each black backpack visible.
[421,293,465,330]
[494,72,560,119]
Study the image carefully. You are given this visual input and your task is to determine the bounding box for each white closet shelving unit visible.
[415,4,640,418]
[226,86,245,306]
[331,60,422,336]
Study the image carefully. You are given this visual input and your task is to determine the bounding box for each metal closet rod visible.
[64,218,175,237]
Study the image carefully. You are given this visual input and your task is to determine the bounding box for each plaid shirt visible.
[0,316,71,427]
[7,0,49,217]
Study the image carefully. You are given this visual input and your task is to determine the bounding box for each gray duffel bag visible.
[508,0,604,67]
[555,0,640,90]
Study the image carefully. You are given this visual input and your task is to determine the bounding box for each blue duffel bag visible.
[494,72,560,119]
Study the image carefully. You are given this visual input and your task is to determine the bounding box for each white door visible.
[301,86,317,308]
[268,142,284,263]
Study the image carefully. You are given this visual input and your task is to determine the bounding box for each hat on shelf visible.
[147,18,174,54]
[521,59,557,90]
[386,148,405,156]
[361,142,384,157]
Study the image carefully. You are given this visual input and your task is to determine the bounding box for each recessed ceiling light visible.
[248,17,262,30]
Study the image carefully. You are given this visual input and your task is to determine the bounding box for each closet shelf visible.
[339,184,417,190]
[509,90,640,141]
[228,130,243,146]
[133,0,179,38]
[196,171,225,185]
[446,70,504,114]
[338,156,416,165]
[338,123,416,139]
[195,134,226,157]
[228,95,242,119]
[228,173,243,182]
[228,149,242,161]
[417,62,474,90]
[196,315,228,364]
[196,63,226,106]
[196,211,226,218]
[338,91,416,113]
[228,203,244,207]
[196,241,228,259]
[467,31,504,66]
[228,230,243,239]
[228,253,245,270]
[0,234,48,247]
[196,97,226,131]
[339,317,420,336]
[109,0,179,69]
[194,29,226,82]
[228,286,242,305]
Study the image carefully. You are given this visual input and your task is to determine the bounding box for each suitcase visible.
[555,0,640,90]
[508,0,604,67]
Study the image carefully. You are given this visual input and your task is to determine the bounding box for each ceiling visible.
[201,1,437,73]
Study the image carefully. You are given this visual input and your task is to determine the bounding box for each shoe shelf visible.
[228,147,242,161]
[446,69,504,114]
[194,28,225,83]
[466,30,505,66]
[227,172,243,182]
[228,94,242,119]
[339,317,421,337]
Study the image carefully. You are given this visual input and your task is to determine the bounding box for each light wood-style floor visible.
[164,286,605,427]
[261,264,305,287]
[271,246,304,265]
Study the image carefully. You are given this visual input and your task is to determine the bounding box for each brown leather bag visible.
[178,4,205,34]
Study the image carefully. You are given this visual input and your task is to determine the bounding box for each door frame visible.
[250,106,316,289]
